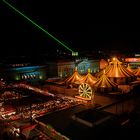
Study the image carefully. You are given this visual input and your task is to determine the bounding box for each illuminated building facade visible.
[57,58,99,78]
[125,58,140,69]
[0,64,47,83]
[0,58,99,81]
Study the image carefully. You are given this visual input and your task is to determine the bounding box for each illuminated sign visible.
[72,52,78,56]
[135,54,140,57]
[125,58,140,62]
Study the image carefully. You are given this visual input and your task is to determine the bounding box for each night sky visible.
[1,0,140,60]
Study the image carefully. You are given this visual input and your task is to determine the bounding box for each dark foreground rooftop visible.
[36,96,140,140]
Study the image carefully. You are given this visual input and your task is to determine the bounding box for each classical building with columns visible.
[0,58,100,82]
[57,58,100,78]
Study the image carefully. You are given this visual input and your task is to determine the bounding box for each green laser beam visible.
[3,0,75,53]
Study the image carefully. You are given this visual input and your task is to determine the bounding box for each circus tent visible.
[64,67,83,87]
[134,67,140,77]
[94,71,118,93]
[80,69,97,87]
[95,65,111,78]
[96,58,135,84]
[126,64,135,73]
[95,69,104,78]
[95,59,115,78]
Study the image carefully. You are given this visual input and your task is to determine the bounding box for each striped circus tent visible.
[94,71,118,93]
[126,64,135,73]
[96,58,135,84]
[64,67,83,87]
[95,58,119,78]
[106,58,135,84]
[80,69,97,87]
[95,63,112,78]
[134,67,140,77]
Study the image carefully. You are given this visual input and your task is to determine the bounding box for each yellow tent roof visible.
[94,73,117,88]
[126,64,134,73]
[97,58,135,78]
[80,69,97,86]
[106,63,134,77]
[95,63,112,78]
[64,67,83,85]
[109,57,122,65]
[134,67,140,77]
